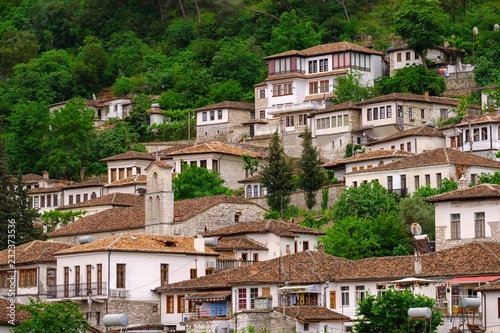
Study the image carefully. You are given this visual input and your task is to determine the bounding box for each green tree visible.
[354,288,443,333]
[37,98,95,180]
[479,171,500,184]
[412,178,458,198]
[0,135,44,250]
[376,64,446,96]
[259,130,296,215]
[0,30,39,79]
[72,36,110,96]
[265,10,322,55]
[13,299,88,333]
[332,72,373,104]
[125,94,153,141]
[241,154,260,177]
[332,180,400,221]
[394,0,447,67]
[4,101,50,174]
[321,213,411,259]
[399,195,435,240]
[173,163,232,201]
[40,210,86,232]
[298,127,326,210]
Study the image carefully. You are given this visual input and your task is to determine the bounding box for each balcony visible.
[215,259,255,272]
[268,101,324,115]
[46,282,107,299]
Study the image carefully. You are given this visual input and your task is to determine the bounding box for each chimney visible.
[458,175,468,190]
[194,237,205,252]
[42,171,49,179]
[424,91,429,99]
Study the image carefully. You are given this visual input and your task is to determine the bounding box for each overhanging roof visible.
[183,290,231,302]
[448,276,500,285]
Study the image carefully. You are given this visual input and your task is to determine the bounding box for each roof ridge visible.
[443,148,450,163]
[478,242,500,264]
[105,234,124,250]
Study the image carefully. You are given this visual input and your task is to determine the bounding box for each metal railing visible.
[215,260,255,272]
[46,282,107,298]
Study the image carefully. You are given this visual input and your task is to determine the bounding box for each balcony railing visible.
[47,282,107,298]
[215,260,255,272]
[268,101,324,115]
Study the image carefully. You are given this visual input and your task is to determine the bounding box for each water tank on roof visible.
[103,314,129,327]
[78,235,94,244]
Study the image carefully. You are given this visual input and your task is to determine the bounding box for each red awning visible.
[448,276,500,285]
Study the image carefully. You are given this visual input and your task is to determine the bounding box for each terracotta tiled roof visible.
[264,42,383,60]
[309,102,360,116]
[455,114,500,126]
[22,173,46,181]
[146,160,173,170]
[266,69,348,81]
[476,278,500,291]
[101,151,155,162]
[0,299,30,324]
[356,93,460,107]
[28,184,66,194]
[57,192,144,210]
[425,184,500,202]
[157,241,500,292]
[147,107,164,114]
[156,251,352,292]
[202,219,324,237]
[104,174,147,187]
[63,178,106,189]
[214,237,268,251]
[323,149,414,168]
[367,127,444,145]
[55,234,218,256]
[194,101,255,112]
[174,195,265,222]
[167,141,262,158]
[237,174,261,183]
[0,240,72,265]
[48,206,145,237]
[50,195,264,236]
[347,148,500,174]
[275,306,351,322]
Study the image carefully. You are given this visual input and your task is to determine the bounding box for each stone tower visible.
[144,161,174,234]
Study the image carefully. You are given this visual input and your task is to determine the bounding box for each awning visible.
[392,277,438,284]
[183,290,232,302]
[278,285,321,293]
[448,276,500,285]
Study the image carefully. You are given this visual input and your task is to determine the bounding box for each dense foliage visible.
[13,299,88,333]
[355,288,443,333]
[172,163,232,200]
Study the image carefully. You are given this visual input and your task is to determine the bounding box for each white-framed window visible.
[272,82,293,96]
[308,60,318,73]
[341,286,349,306]
[238,288,247,310]
[319,58,329,72]
[450,214,461,239]
[202,112,207,122]
[259,89,265,99]
[210,111,215,121]
[246,185,252,198]
[320,80,329,93]
[298,113,307,126]
[285,115,295,127]
[355,286,365,305]
[259,110,266,119]
[217,110,223,120]
[33,196,39,208]
[475,212,485,238]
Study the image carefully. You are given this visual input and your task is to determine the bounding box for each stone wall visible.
[436,222,500,251]
[77,299,161,331]
[442,72,477,97]
[173,203,268,236]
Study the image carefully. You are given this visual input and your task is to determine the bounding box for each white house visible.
[344,148,500,196]
[237,174,267,199]
[356,93,460,141]
[155,241,500,333]
[0,241,72,304]
[476,279,500,333]
[367,126,446,154]
[202,219,325,268]
[194,101,255,143]
[426,183,500,251]
[309,101,363,161]
[101,151,155,184]
[61,178,106,207]
[147,107,167,125]
[250,41,386,157]
[441,114,500,159]
[166,141,263,190]
[52,234,219,330]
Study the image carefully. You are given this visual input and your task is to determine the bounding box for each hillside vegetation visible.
[1,0,500,179]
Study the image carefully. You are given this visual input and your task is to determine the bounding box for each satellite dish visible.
[411,223,422,236]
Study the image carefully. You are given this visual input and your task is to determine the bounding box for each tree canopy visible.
[355,288,443,333]
[172,163,232,201]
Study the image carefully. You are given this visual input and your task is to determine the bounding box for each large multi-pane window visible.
[475,212,485,238]
[238,288,247,310]
[250,288,259,309]
[272,82,293,96]
[319,80,329,93]
[19,269,37,288]
[341,286,349,306]
[450,214,461,239]
[319,59,329,72]
[116,264,125,288]
[166,295,174,313]
[355,286,365,306]
[285,115,295,127]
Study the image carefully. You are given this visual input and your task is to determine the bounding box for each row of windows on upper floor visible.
[201,110,223,122]
[268,52,372,76]
[396,51,420,62]
[450,212,486,239]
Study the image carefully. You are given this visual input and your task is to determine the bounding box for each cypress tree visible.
[259,130,295,215]
[299,127,326,210]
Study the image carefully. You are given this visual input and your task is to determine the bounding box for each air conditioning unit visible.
[119,290,129,298]
[109,289,120,297]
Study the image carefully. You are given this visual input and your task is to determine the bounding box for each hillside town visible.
[3,39,500,333]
